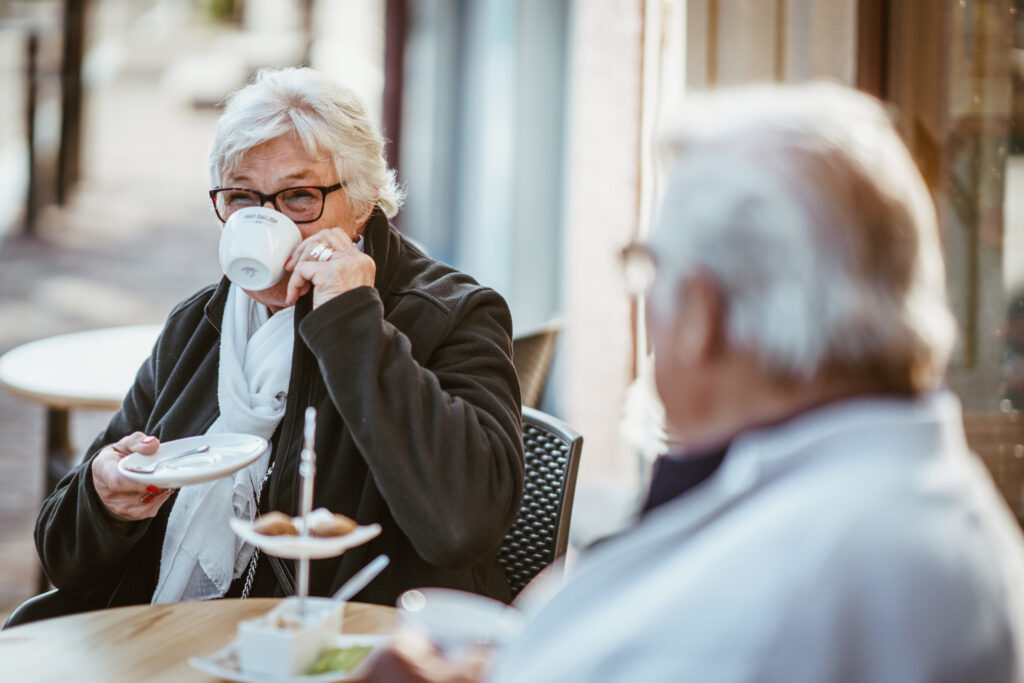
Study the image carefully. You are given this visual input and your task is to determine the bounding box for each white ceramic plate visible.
[117,433,268,488]
[189,633,388,683]
[230,517,382,560]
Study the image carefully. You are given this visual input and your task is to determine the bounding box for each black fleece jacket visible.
[35,209,525,607]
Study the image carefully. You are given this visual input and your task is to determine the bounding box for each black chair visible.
[498,407,583,598]
[512,319,561,409]
[3,589,104,629]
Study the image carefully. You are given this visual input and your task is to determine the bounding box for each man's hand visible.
[354,629,491,683]
[91,432,174,522]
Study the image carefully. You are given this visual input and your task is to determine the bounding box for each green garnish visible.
[308,645,373,674]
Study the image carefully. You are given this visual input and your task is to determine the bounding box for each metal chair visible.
[512,319,561,409]
[3,589,103,629]
[498,407,583,598]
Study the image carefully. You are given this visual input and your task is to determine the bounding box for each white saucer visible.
[230,516,382,560]
[189,633,388,683]
[118,433,268,488]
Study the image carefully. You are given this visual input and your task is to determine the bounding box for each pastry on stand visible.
[227,407,383,678]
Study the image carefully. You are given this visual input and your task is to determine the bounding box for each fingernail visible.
[145,485,162,494]
[142,436,155,443]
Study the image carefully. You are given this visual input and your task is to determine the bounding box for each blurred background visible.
[2,0,1024,623]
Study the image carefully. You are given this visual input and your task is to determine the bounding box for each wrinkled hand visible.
[352,629,490,683]
[91,432,174,522]
[285,228,376,309]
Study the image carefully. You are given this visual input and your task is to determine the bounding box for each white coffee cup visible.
[218,207,302,290]
[397,588,524,658]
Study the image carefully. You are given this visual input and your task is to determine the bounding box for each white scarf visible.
[152,285,294,604]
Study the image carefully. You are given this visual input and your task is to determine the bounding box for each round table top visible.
[0,324,162,410]
[0,598,398,682]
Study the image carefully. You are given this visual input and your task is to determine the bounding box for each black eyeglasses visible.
[209,183,345,223]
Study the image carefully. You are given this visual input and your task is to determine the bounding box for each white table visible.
[0,324,162,411]
[0,324,162,590]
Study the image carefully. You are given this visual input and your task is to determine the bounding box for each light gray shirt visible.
[490,391,1024,682]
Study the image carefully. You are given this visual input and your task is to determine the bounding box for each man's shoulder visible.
[576,392,1022,618]
[754,478,1024,680]
[730,405,1024,675]
[738,398,1021,574]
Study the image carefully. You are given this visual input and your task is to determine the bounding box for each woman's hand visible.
[284,228,376,309]
[91,432,174,522]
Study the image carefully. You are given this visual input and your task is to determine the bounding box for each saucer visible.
[118,433,268,488]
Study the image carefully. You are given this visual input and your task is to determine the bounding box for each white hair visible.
[650,82,955,392]
[208,67,403,218]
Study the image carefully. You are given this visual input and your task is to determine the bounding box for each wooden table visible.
[0,598,398,682]
[0,324,161,590]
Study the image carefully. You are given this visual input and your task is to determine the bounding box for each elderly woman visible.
[28,68,524,618]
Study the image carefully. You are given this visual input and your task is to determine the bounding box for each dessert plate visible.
[230,516,382,560]
[189,633,388,683]
[118,433,268,488]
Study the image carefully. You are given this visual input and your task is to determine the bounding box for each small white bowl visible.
[397,588,525,657]
[237,596,343,676]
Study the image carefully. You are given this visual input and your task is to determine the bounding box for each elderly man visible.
[367,82,1024,682]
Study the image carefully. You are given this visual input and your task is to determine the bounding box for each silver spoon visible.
[332,555,390,603]
[123,444,210,474]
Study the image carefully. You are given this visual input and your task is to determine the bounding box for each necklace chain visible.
[240,459,276,599]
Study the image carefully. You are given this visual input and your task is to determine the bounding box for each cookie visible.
[309,513,358,537]
[253,511,299,536]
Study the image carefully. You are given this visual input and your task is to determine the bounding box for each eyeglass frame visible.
[619,241,659,296]
[208,182,346,223]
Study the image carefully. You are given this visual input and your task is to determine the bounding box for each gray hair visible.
[649,82,955,392]
[208,67,403,218]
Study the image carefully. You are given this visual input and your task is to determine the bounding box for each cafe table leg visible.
[44,407,73,495]
[38,407,73,593]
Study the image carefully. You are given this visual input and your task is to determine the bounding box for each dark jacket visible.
[35,210,525,607]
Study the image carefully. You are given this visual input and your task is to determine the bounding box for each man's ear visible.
[670,271,725,367]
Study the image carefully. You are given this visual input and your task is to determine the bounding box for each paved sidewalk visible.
[0,70,222,622]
